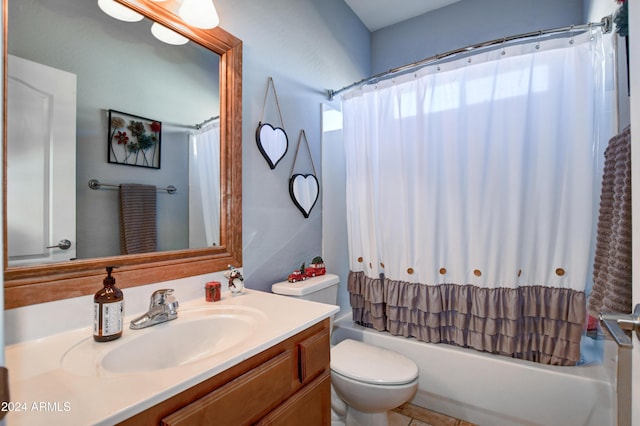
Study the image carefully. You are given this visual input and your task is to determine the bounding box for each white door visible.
[7,55,76,266]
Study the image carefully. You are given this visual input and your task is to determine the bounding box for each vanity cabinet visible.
[118,318,331,426]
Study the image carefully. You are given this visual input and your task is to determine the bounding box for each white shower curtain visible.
[343,31,615,365]
[188,119,220,247]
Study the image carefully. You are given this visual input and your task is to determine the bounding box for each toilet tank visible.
[272,273,339,305]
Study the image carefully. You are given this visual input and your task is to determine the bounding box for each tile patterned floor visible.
[390,403,477,426]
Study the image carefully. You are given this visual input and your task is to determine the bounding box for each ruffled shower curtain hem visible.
[348,271,586,366]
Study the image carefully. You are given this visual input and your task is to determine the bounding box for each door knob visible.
[599,304,640,348]
[46,239,72,250]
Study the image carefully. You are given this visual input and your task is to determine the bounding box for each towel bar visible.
[88,179,177,194]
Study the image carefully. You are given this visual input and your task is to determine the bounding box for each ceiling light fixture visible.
[150,22,190,45]
[97,0,218,45]
[179,0,219,29]
[97,0,144,22]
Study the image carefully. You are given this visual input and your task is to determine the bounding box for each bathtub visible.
[331,313,618,426]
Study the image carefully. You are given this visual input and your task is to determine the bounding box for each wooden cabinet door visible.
[298,329,330,383]
[256,370,331,426]
[161,351,294,426]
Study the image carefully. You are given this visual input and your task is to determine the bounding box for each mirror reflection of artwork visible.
[108,110,161,169]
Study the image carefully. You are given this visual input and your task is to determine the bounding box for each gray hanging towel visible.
[588,126,632,317]
[119,183,157,255]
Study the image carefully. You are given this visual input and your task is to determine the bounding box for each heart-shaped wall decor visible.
[256,122,288,169]
[289,173,319,218]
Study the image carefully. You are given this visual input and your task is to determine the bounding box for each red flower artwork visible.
[114,131,129,145]
[108,110,162,168]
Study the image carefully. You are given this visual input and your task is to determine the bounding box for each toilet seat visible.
[330,339,418,386]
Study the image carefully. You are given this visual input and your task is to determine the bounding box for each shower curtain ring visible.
[501,37,507,55]
[569,24,575,45]
[535,30,542,50]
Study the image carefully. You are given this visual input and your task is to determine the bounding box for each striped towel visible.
[588,126,632,317]
[119,184,157,255]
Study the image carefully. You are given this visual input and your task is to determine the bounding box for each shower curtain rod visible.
[162,115,220,130]
[195,115,219,129]
[327,15,613,100]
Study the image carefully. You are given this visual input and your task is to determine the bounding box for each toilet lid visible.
[330,339,418,385]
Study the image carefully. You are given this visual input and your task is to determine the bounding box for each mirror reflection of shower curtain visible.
[189,119,220,247]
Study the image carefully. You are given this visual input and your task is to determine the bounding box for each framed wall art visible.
[108,109,161,169]
[289,130,319,218]
[256,77,288,169]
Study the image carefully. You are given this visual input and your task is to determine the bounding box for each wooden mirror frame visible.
[2,0,242,309]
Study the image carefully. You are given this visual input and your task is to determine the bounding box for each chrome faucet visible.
[130,289,179,330]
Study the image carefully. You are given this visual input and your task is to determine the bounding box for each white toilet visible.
[272,274,419,426]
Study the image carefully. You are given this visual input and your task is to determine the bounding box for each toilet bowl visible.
[271,274,419,426]
[330,339,418,426]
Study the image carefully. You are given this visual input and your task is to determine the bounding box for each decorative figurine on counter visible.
[306,256,327,277]
[287,256,327,283]
[288,262,307,283]
[225,265,244,296]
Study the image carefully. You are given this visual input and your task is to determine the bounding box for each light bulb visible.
[97,0,144,22]
[179,0,219,29]
[150,22,189,45]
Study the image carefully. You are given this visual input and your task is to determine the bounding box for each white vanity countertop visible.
[5,289,339,425]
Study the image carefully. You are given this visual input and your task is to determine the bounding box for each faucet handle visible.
[165,300,180,316]
[150,289,175,308]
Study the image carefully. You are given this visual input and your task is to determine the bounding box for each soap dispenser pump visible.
[93,266,124,342]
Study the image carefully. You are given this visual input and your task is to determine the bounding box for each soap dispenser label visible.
[94,301,124,336]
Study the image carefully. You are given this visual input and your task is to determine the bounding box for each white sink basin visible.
[61,305,266,376]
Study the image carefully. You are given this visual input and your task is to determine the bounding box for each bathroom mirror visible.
[7,0,222,264]
[3,0,243,308]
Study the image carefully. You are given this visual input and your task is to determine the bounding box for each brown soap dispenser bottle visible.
[93,266,124,342]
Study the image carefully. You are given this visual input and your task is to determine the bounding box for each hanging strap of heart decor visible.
[289,130,319,218]
[256,77,288,170]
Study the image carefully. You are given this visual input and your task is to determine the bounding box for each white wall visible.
[322,105,349,313]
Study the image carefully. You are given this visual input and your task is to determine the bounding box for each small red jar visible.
[205,281,221,302]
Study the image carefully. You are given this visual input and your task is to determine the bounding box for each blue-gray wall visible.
[371,0,584,74]
[213,0,370,291]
